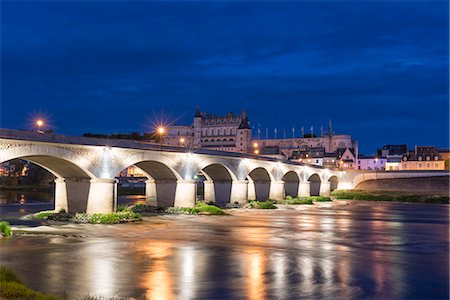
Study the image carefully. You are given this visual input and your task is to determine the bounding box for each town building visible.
[357,156,387,170]
[254,121,358,168]
[400,146,445,171]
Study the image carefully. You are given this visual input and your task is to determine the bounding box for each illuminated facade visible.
[163,109,252,153]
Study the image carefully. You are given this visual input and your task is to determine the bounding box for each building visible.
[291,147,325,166]
[259,146,285,160]
[336,148,357,169]
[357,156,387,170]
[378,144,408,157]
[254,121,358,169]
[400,146,445,171]
[163,109,252,153]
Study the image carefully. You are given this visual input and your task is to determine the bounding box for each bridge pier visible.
[298,182,310,197]
[230,180,248,204]
[319,182,331,197]
[87,179,117,213]
[247,181,256,200]
[145,179,157,206]
[174,180,196,208]
[269,180,285,201]
[204,180,215,203]
[54,178,68,212]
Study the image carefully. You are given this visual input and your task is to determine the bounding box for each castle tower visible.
[236,111,252,153]
[193,107,202,147]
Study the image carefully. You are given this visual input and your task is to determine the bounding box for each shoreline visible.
[5,199,442,237]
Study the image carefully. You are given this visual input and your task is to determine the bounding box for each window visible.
[316,160,319,163]
[435,163,438,167]
[418,163,422,168]
[426,163,430,168]
[418,157,422,161]
[426,156,430,161]
[403,163,407,169]
[435,156,439,161]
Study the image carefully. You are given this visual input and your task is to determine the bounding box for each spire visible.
[328,118,333,135]
[238,116,251,129]
[194,106,201,118]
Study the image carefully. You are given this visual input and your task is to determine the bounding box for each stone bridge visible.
[0,129,446,213]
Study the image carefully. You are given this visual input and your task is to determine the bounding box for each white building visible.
[357,156,387,170]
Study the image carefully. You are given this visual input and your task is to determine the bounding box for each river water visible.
[0,191,448,299]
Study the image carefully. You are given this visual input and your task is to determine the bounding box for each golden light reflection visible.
[245,248,266,300]
[140,241,174,300]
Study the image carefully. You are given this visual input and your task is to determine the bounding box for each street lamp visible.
[35,119,45,133]
[254,149,260,155]
[253,142,258,148]
[157,126,166,149]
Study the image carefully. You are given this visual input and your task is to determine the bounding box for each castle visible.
[163,109,359,170]
[163,108,252,153]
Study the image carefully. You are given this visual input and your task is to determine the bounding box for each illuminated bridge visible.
[0,129,446,213]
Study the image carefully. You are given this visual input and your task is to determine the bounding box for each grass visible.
[278,195,332,205]
[247,200,277,209]
[31,211,141,224]
[0,266,60,300]
[33,210,55,220]
[331,190,449,204]
[279,198,313,205]
[0,221,12,237]
[166,202,227,215]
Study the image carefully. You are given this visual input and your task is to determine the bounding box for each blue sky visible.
[1,1,448,153]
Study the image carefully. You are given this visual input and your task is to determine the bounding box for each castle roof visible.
[238,116,251,129]
[194,107,202,117]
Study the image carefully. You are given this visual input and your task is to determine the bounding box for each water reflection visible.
[244,248,266,300]
[140,241,174,300]
[0,202,448,299]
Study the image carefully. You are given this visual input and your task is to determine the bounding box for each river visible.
[0,191,448,299]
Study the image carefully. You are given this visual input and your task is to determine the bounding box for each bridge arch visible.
[119,160,184,207]
[308,173,321,196]
[197,163,235,205]
[247,167,273,201]
[0,144,96,179]
[328,175,339,192]
[1,153,96,213]
[282,170,300,197]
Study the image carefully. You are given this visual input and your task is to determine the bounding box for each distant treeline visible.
[83,132,162,142]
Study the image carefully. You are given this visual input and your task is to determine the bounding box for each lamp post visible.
[36,119,44,133]
[157,126,166,149]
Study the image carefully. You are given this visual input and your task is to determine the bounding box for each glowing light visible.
[157,126,166,135]
[254,149,259,154]
[179,137,185,143]
[36,119,44,127]
[253,142,258,148]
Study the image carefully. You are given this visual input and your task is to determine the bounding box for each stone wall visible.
[355,176,449,193]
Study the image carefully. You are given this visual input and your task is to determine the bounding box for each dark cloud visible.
[1,1,448,153]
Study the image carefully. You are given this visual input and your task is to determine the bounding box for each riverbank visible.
[332,189,449,204]
[0,185,53,192]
